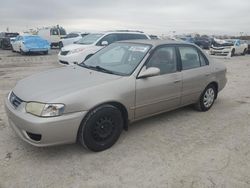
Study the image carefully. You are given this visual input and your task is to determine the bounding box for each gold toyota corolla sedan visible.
[5,40,227,151]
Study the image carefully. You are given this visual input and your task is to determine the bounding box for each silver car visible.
[5,40,227,151]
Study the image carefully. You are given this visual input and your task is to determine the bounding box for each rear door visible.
[135,45,182,119]
[178,45,211,105]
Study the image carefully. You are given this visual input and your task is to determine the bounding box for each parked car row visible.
[177,36,211,49]
[58,30,151,65]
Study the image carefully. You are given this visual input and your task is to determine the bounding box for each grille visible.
[60,50,69,56]
[9,92,23,108]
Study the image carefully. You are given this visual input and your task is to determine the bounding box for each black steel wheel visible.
[78,104,123,152]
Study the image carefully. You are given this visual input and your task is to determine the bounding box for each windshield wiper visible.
[77,62,88,68]
[88,65,116,74]
[78,63,122,75]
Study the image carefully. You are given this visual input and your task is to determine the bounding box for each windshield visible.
[76,33,103,45]
[79,43,151,76]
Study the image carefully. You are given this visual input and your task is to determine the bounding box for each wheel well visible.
[108,102,129,131]
[84,102,129,131]
[208,82,218,99]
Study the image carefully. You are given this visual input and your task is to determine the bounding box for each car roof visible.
[102,31,148,35]
[117,39,194,47]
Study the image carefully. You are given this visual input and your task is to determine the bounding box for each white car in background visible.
[58,30,150,65]
[210,39,248,57]
[58,32,89,48]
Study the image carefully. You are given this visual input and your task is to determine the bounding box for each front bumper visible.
[58,53,87,66]
[22,47,49,53]
[4,97,87,147]
[210,48,231,55]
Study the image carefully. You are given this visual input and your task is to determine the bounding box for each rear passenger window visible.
[200,54,208,66]
[131,34,148,40]
[117,34,148,41]
[179,47,200,70]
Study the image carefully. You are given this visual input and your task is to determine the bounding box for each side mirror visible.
[101,41,109,46]
[138,67,160,79]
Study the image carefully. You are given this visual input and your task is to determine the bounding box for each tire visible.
[242,49,247,55]
[195,84,217,112]
[59,42,63,49]
[20,49,26,55]
[43,51,48,55]
[2,43,7,50]
[231,49,235,57]
[78,104,123,152]
[11,45,15,52]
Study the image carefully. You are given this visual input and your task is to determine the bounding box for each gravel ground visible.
[0,49,250,188]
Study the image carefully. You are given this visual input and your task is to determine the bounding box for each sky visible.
[0,0,250,36]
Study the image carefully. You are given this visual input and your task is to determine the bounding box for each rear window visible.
[59,29,66,35]
[50,28,66,36]
[51,29,59,35]
[117,33,148,40]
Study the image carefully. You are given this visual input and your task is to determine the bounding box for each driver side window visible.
[146,46,177,75]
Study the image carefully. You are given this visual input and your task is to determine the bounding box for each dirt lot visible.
[0,49,250,188]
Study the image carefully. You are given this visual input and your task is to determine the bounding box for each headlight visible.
[26,102,65,117]
[68,48,85,55]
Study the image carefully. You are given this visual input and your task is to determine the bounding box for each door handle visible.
[173,80,181,83]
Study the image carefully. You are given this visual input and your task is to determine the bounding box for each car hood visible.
[13,66,121,102]
[61,43,92,51]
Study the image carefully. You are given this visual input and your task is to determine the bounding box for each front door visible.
[135,46,182,119]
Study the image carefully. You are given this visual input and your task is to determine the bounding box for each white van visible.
[38,26,67,48]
